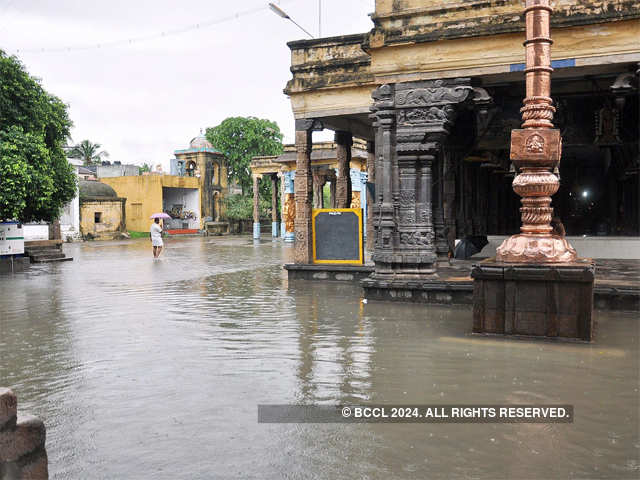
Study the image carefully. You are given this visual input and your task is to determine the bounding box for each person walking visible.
[150,218,164,258]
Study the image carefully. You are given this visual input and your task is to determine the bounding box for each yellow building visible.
[101,175,201,234]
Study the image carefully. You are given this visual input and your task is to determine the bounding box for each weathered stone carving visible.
[396,82,472,106]
[293,119,323,264]
[366,78,472,282]
[283,193,296,233]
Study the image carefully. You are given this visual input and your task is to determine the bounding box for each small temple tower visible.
[173,130,228,221]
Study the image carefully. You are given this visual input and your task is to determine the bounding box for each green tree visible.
[0,50,76,222]
[139,162,152,174]
[223,194,271,221]
[206,117,284,195]
[66,139,109,165]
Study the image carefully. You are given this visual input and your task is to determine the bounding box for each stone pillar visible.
[335,131,353,208]
[442,148,457,256]
[0,388,48,478]
[271,174,279,237]
[252,175,260,240]
[294,119,322,263]
[327,170,337,208]
[312,170,326,209]
[363,79,472,293]
[366,140,375,251]
[433,151,448,258]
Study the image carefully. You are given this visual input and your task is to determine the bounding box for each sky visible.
[1,0,375,170]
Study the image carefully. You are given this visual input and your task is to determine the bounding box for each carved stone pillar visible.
[294,119,322,263]
[442,148,457,256]
[366,140,375,251]
[327,170,337,208]
[433,151,447,258]
[252,174,260,240]
[312,170,326,209]
[364,79,472,286]
[335,131,353,208]
[271,174,279,237]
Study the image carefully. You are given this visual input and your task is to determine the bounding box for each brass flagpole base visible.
[496,234,577,263]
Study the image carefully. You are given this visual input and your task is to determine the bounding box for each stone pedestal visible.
[471,260,595,341]
[0,388,48,478]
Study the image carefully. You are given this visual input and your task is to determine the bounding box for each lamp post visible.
[268,3,315,39]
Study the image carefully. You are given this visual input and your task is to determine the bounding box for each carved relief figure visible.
[283,193,296,232]
[525,134,545,154]
[350,191,361,209]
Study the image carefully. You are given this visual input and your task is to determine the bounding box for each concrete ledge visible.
[287,260,639,311]
[23,240,62,248]
[285,263,374,282]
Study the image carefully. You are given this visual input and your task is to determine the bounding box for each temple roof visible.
[175,130,222,155]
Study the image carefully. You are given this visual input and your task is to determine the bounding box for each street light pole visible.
[268,2,315,39]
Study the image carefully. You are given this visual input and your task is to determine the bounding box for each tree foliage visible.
[138,162,152,174]
[223,194,271,221]
[0,51,76,222]
[66,139,109,165]
[206,117,283,195]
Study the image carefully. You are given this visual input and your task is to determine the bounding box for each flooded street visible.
[0,236,638,479]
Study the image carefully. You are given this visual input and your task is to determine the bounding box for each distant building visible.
[78,180,126,240]
[96,162,140,178]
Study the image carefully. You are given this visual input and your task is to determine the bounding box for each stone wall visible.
[80,199,126,240]
[0,388,48,479]
[368,0,640,47]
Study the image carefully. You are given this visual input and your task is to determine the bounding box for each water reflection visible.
[0,236,637,479]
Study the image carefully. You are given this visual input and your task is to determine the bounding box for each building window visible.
[132,203,142,218]
[94,212,102,223]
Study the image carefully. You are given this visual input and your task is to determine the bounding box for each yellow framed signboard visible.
[312,208,364,264]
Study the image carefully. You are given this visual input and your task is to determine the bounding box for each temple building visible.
[283,0,639,275]
[250,140,370,241]
[173,130,228,223]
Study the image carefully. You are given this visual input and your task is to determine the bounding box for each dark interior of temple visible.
[453,70,639,237]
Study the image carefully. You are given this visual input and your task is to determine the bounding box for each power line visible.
[12,1,294,55]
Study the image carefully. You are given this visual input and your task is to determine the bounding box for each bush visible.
[223,194,271,221]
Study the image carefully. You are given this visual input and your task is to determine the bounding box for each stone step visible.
[30,252,66,260]
[30,256,73,263]
[25,247,62,254]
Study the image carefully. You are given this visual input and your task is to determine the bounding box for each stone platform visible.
[286,259,639,311]
[285,263,374,282]
[471,260,595,341]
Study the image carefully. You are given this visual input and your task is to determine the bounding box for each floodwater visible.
[0,236,638,480]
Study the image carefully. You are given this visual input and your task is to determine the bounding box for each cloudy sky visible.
[1,0,374,169]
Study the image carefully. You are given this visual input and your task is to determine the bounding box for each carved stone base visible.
[471,260,595,341]
[496,234,577,263]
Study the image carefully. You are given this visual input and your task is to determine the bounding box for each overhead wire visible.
[10,0,294,55]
